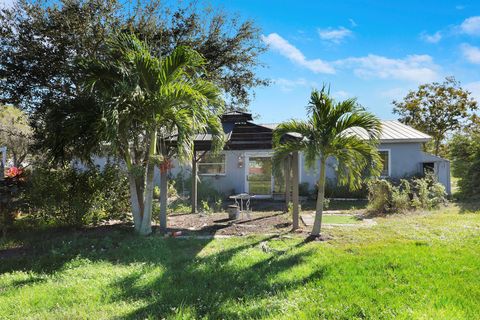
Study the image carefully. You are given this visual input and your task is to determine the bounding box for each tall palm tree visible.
[273,87,382,237]
[83,34,225,235]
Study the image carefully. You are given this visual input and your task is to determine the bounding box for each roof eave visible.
[379,138,431,144]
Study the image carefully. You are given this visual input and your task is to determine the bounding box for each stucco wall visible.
[299,142,426,190]
[88,142,449,196]
[166,150,274,196]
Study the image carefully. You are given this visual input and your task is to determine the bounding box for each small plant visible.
[214,198,223,212]
[287,201,293,214]
[323,198,330,210]
[169,200,191,214]
[287,201,302,216]
[201,200,212,214]
[153,186,160,199]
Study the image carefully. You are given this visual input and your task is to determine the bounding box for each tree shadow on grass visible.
[1,223,324,318]
[456,199,480,213]
[110,236,325,319]
[0,225,323,319]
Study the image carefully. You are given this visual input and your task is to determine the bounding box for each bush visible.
[310,179,368,199]
[24,163,130,226]
[367,174,447,214]
[448,132,480,198]
[0,168,27,236]
[153,186,160,199]
[169,200,191,214]
[299,182,310,197]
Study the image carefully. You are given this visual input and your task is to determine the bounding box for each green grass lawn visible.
[1,204,479,319]
[322,214,361,224]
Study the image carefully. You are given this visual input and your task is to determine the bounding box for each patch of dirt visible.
[166,211,309,236]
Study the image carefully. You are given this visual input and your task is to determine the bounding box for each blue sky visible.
[209,0,480,123]
[2,0,480,123]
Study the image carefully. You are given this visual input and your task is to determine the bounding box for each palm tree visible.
[83,34,225,235]
[273,87,382,237]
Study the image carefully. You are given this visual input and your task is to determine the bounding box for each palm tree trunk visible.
[139,129,157,235]
[312,156,327,236]
[128,172,142,232]
[124,150,142,232]
[159,167,168,234]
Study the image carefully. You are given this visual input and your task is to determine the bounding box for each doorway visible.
[245,155,273,197]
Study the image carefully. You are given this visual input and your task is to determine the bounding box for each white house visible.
[163,111,451,197]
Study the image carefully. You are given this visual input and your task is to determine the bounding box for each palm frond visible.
[331,135,382,189]
[272,120,312,146]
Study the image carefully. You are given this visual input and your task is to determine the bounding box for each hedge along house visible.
[164,111,451,213]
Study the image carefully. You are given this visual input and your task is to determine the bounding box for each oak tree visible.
[393,77,477,155]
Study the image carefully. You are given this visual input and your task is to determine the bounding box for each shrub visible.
[214,198,224,212]
[299,182,310,197]
[153,186,160,199]
[390,180,411,213]
[311,178,368,199]
[169,201,191,214]
[367,174,447,214]
[367,179,393,213]
[0,168,27,236]
[200,200,212,214]
[24,163,130,226]
[449,132,480,198]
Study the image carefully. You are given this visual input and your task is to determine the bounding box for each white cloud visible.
[380,87,409,100]
[460,16,480,35]
[335,54,439,83]
[456,5,465,10]
[349,19,358,28]
[465,81,480,101]
[420,31,442,43]
[461,43,480,64]
[333,90,350,99]
[0,0,15,8]
[263,33,440,83]
[274,78,318,92]
[261,33,335,74]
[317,27,352,43]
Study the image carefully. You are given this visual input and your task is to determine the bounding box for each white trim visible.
[380,138,430,143]
[244,151,273,197]
[197,152,226,176]
[378,149,391,177]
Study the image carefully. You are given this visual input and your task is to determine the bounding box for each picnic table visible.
[229,193,255,219]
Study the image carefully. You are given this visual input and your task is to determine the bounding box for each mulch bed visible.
[166,211,308,236]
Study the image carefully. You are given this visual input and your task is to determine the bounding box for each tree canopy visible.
[81,33,225,234]
[393,76,477,156]
[0,105,32,167]
[0,0,266,162]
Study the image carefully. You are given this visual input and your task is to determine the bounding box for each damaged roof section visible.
[170,112,431,152]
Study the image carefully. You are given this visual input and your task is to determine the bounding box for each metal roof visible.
[261,121,431,143]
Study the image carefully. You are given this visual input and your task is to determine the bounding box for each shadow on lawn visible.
[112,236,323,319]
[0,224,322,319]
[456,199,480,213]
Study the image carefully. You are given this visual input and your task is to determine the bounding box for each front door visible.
[246,156,273,197]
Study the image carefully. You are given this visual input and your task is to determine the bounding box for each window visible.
[198,153,226,175]
[379,150,390,176]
